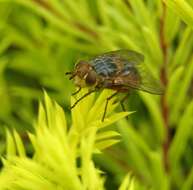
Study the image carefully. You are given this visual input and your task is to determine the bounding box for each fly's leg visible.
[72,87,81,96]
[71,89,95,109]
[120,93,129,112]
[120,93,130,120]
[102,92,118,122]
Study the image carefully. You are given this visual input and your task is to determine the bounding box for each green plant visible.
[0,91,137,190]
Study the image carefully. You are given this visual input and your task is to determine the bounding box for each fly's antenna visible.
[65,71,76,80]
[65,72,72,75]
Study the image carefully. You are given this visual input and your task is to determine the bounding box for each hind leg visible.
[102,92,118,122]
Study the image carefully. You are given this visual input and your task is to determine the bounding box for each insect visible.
[66,49,164,121]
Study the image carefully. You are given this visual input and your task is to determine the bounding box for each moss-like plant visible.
[0,91,136,190]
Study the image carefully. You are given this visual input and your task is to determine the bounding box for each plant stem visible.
[160,1,170,172]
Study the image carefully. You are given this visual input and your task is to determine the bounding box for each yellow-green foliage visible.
[0,91,134,190]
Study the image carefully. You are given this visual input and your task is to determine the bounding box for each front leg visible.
[72,87,81,96]
[71,89,96,109]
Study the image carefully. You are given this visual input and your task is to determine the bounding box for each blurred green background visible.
[0,0,193,189]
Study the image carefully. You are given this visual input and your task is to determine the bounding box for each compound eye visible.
[85,71,96,85]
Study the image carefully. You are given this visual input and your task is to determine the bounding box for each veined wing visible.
[119,62,164,95]
[90,49,144,65]
[89,49,164,94]
[137,64,164,94]
[101,50,163,94]
[89,49,144,77]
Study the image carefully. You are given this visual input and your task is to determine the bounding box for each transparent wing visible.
[90,49,164,95]
[91,49,144,65]
[137,64,164,94]
[120,63,164,95]
[108,50,163,94]
[89,49,144,77]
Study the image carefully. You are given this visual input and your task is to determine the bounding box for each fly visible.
[66,49,164,121]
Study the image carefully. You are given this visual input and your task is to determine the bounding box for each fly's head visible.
[67,60,98,88]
